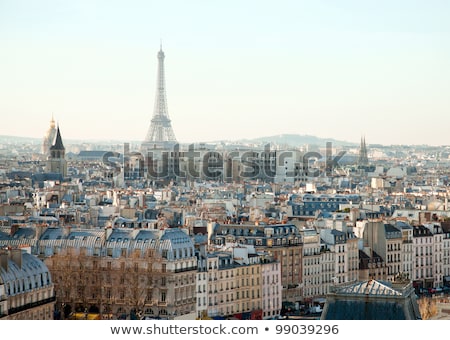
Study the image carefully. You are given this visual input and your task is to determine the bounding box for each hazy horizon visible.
[1,1,449,146]
[2,132,449,149]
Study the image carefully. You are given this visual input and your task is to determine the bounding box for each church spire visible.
[51,124,65,150]
[47,123,67,177]
[358,135,369,167]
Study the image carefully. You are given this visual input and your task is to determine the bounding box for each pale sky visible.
[1,0,449,146]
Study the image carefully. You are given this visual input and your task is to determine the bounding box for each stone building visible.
[0,247,55,320]
[46,125,67,178]
[413,225,435,290]
[0,225,196,319]
[43,226,197,319]
[208,222,303,304]
[196,244,280,320]
[358,249,387,282]
[364,222,403,282]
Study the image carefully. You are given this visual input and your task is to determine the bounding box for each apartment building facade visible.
[208,223,303,304]
[0,248,55,320]
[195,243,281,320]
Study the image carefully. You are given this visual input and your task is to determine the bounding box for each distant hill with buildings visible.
[0,135,41,144]
[0,133,355,148]
[232,134,357,148]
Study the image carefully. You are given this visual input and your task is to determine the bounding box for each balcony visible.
[175,266,198,273]
[8,296,56,316]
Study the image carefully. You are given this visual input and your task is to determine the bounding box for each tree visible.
[418,296,437,320]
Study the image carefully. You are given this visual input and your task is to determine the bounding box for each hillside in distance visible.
[230,134,357,148]
[1,133,356,148]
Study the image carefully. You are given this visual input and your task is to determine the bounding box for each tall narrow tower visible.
[46,124,67,177]
[358,135,369,167]
[142,45,177,151]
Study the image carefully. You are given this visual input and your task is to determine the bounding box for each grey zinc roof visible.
[330,229,345,236]
[0,227,39,249]
[38,228,104,256]
[0,231,10,240]
[107,228,134,241]
[160,228,195,255]
[384,223,402,238]
[104,227,194,259]
[0,251,52,295]
[193,234,208,245]
[395,221,413,229]
[65,230,104,249]
[12,227,37,239]
[40,227,63,240]
[134,229,159,242]
[29,216,59,223]
[1,224,195,260]
[155,228,196,261]
[77,150,109,158]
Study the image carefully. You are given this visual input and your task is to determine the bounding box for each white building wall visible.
[195,257,208,319]
[433,233,444,288]
[261,261,282,319]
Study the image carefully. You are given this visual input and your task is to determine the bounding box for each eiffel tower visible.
[142,44,177,151]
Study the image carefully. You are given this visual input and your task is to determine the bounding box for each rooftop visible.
[321,279,421,320]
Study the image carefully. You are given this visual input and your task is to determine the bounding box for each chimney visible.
[0,250,8,271]
[10,248,23,269]
[63,225,71,237]
[10,224,19,236]
[36,224,47,239]
[105,226,113,240]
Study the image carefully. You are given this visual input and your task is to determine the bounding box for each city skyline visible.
[1,1,449,146]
